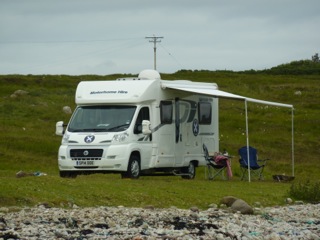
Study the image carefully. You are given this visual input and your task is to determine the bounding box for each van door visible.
[157,101,175,167]
[174,99,197,166]
[134,107,153,169]
[174,98,185,166]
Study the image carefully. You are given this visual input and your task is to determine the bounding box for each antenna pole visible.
[145,36,163,70]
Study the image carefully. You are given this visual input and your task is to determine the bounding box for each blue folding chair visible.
[238,146,270,180]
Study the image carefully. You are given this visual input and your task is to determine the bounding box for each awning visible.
[161,80,294,182]
[161,81,293,108]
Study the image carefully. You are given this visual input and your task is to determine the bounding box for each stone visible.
[62,106,72,114]
[14,90,29,96]
[230,199,253,215]
[220,196,238,207]
[10,90,29,98]
[190,206,199,212]
[0,204,319,239]
[285,198,293,204]
[0,207,9,213]
[15,170,33,178]
[220,196,253,215]
[208,203,218,209]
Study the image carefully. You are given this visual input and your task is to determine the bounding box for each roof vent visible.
[138,69,161,80]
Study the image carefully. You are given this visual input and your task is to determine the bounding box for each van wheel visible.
[123,155,140,179]
[181,162,196,179]
[59,171,77,178]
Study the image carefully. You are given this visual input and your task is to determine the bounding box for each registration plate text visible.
[76,160,94,166]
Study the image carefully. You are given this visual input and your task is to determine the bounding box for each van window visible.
[134,107,150,134]
[68,105,136,132]
[198,102,212,124]
[160,101,173,124]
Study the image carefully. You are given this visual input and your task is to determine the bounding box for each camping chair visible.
[203,144,231,180]
[238,146,270,180]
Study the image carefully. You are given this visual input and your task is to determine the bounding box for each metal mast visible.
[145,36,163,70]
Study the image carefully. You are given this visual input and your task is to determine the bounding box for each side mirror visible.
[142,120,151,135]
[56,121,64,136]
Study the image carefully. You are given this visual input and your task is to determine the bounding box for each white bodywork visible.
[56,70,219,178]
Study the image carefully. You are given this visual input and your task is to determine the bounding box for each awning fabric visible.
[161,81,293,108]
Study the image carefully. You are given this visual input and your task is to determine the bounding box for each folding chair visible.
[203,144,229,180]
[238,146,270,180]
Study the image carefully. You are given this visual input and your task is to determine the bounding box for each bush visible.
[289,180,320,203]
[264,60,320,75]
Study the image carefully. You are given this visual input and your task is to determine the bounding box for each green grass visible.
[0,170,291,209]
[0,68,319,209]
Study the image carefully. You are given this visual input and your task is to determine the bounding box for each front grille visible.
[70,149,103,161]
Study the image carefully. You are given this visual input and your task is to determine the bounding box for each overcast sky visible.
[1,0,319,75]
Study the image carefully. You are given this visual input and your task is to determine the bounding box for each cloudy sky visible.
[1,0,319,75]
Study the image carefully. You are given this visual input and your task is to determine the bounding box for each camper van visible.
[55,69,219,179]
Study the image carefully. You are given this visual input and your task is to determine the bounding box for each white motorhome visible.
[56,69,219,179]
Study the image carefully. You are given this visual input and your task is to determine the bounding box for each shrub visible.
[289,180,320,203]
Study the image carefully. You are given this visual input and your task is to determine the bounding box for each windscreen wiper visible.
[70,128,108,132]
[107,124,130,131]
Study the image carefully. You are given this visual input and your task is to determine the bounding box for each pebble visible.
[0,203,319,239]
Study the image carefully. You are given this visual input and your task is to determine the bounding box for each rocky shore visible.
[0,203,319,240]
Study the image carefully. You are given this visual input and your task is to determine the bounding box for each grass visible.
[0,69,319,209]
[0,170,291,209]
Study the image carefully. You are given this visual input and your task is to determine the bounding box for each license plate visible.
[76,160,94,166]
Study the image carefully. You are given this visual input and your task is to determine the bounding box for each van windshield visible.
[68,106,137,132]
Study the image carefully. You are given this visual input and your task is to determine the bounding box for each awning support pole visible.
[245,99,251,182]
[292,108,295,177]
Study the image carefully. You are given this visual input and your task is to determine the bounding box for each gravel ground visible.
[0,203,319,240]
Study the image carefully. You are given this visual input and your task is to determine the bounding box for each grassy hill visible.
[0,62,319,208]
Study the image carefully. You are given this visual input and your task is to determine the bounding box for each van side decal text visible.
[90,90,128,94]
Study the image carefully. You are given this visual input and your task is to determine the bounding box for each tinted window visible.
[198,102,212,124]
[160,101,173,124]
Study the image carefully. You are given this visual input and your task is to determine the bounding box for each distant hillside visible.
[176,59,320,75]
[262,60,320,75]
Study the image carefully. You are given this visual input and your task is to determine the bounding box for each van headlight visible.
[62,134,70,144]
[112,132,129,142]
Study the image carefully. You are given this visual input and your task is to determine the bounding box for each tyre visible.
[123,155,140,179]
[181,162,196,179]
